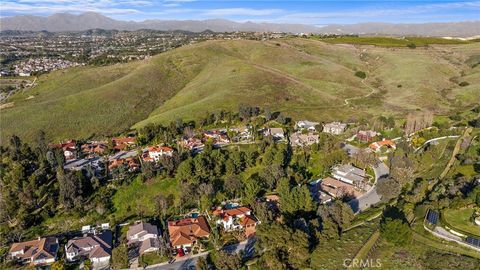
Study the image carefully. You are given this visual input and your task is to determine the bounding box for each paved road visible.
[414,135,460,153]
[424,225,480,252]
[342,144,390,213]
[146,238,256,270]
[349,160,389,213]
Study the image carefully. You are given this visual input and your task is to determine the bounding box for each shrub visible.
[380,217,412,246]
[407,43,417,49]
[354,71,367,79]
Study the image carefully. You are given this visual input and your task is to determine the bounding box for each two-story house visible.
[127,222,160,255]
[213,206,259,237]
[9,237,59,266]
[65,231,112,266]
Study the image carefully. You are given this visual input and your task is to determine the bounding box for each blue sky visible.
[1,1,479,25]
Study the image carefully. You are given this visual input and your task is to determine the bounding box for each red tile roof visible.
[10,237,58,264]
[168,216,210,247]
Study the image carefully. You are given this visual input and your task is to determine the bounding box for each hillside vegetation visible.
[1,38,479,143]
[314,36,472,47]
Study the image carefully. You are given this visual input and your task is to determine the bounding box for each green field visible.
[313,36,472,47]
[112,176,179,220]
[443,208,480,237]
[1,38,479,144]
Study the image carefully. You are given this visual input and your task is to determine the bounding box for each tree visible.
[154,194,170,219]
[210,250,242,270]
[380,217,412,246]
[57,169,84,210]
[317,201,354,238]
[376,177,402,201]
[50,260,65,270]
[278,178,315,216]
[224,175,243,198]
[352,149,376,169]
[256,222,310,269]
[83,259,92,270]
[141,161,155,181]
[196,256,209,270]
[112,245,129,269]
[354,71,367,79]
[243,173,262,204]
[264,107,273,121]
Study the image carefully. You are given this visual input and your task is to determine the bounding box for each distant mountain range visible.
[1,12,479,37]
[319,21,480,38]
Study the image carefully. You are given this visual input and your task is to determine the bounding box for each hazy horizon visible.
[1,0,479,26]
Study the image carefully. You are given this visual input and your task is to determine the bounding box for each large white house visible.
[332,164,366,185]
[323,122,347,135]
[143,146,174,162]
[296,120,320,131]
[264,128,285,140]
[213,206,259,237]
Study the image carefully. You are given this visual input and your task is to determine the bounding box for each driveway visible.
[342,144,390,213]
[146,238,256,270]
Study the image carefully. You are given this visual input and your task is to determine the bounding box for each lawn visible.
[442,208,480,237]
[140,252,169,266]
[111,176,179,221]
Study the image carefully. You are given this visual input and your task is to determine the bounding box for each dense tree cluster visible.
[0,133,109,242]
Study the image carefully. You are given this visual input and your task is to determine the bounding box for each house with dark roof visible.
[65,231,112,266]
[167,216,210,250]
[356,130,379,142]
[212,206,259,237]
[308,179,333,204]
[127,222,160,255]
[331,164,366,185]
[9,237,59,266]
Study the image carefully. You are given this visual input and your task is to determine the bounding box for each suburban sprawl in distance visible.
[1,8,480,270]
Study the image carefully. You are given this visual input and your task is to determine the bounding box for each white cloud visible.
[1,0,151,15]
[272,1,480,24]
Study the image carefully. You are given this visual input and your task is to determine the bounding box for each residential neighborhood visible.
[2,3,480,269]
[3,115,395,268]
[2,105,479,270]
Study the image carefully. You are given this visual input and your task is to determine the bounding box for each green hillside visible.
[1,38,479,143]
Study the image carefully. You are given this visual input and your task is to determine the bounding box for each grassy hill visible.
[1,38,479,143]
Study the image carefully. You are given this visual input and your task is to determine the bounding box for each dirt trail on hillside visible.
[248,61,339,101]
